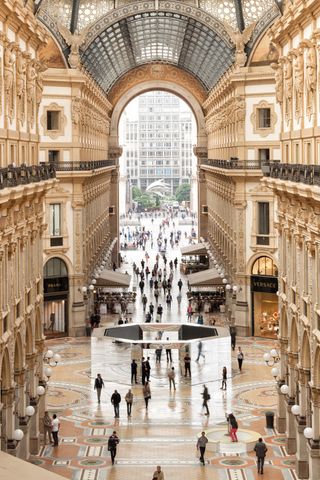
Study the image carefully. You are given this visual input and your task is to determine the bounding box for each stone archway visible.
[1,348,13,450]
[108,74,207,158]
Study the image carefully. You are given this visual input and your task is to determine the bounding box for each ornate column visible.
[234,200,249,336]
[295,367,310,479]
[109,146,122,266]
[194,146,208,239]
[308,387,320,480]
[277,337,288,433]
[1,387,15,454]
[286,351,298,454]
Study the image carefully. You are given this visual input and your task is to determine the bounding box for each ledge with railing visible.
[264,161,320,186]
[53,160,115,171]
[0,164,56,190]
[201,158,267,170]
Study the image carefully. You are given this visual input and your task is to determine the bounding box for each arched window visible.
[252,256,278,276]
[44,258,68,278]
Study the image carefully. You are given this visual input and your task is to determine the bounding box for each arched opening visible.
[290,317,299,354]
[1,349,12,450]
[250,255,279,338]
[314,347,320,388]
[280,306,288,339]
[43,257,69,336]
[118,90,198,216]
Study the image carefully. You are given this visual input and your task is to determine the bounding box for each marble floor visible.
[30,215,295,480]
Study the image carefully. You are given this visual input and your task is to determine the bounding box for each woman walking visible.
[237,347,244,372]
[202,384,210,416]
[221,366,227,390]
[227,413,238,442]
[143,381,151,410]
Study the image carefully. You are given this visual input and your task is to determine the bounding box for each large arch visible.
[109,78,207,156]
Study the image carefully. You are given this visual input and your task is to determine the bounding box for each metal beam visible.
[233,0,245,32]
[70,0,81,34]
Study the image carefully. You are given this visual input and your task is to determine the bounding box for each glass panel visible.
[199,0,238,28]
[44,258,68,278]
[50,204,61,237]
[242,0,275,25]
[252,256,277,276]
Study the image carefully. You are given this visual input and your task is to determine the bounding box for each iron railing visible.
[53,160,115,171]
[201,158,266,170]
[265,162,320,186]
[0,164,55,190]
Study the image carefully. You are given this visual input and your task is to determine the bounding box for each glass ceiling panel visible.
[81,11,234,93]
[242,0,275,25]
[199,0,238,29]
[78,0,114,30]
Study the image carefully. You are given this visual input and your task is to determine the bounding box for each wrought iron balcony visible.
[0,164,56,190]
[53,160,115,171]
[264,162,320,186]
[201,158,265,170]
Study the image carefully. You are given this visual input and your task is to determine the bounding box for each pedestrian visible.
[125,389,133,417]
[146,356,151,381]
[202,384,210,415]
[165,338,172,362]
[197,313,204,325]
[111,390,121,418]
[230,326,236,350]
[187,303,193,321]
[51,413,60,446]
[143,381,151,410]
[157,304,163,321]
[139,279,145,294]
[149,302,154,317]
[196,340,205,362]
[154,288,159,302]
[142,293,148,310]
[108,430,120,465]
[237,346,244,372]
[184,352,191,377]
[196,431,208,465]
[43,411,53,445]
[94,373,104,403]
[168,367,176,390]
[177,279,183,291]
[254,437,268,474]
[141,357,147,385]
[227,413,238,442]
[174,257,178,268]
[152,465,164,480]
[131,359,138,384]
[155,345,163,363]
[221,366,227,390]
[177,292,182,305]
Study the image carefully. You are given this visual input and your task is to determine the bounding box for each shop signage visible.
[44,276,69,294]
[251,275,278,293]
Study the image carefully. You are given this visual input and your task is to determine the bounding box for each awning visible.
[187,268,223,286]
[181,243,208,256]
[0,451,66,480]
[95,270,131,288]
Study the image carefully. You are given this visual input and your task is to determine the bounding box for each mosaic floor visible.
[30,216,296,480]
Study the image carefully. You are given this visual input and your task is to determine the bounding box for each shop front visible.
[43,258,69,336]
[251,256,278,338]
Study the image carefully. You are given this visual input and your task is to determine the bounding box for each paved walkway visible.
[30,214,294,480]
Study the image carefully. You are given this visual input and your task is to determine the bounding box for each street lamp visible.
[263,348,280,366]
[291,404,301,416]
[304,427,314,439]
[36,385,45,396]
[13,429,24,442]
[280,384,289,395]
[26,405,35,417]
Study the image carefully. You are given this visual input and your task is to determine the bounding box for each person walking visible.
[237,347,244,372]
[149,302,154,318]
[157,304,163,321]
[227,413,238,442]
[125,389,133,417]
[230,326,236,350]
[108,430,120,465]
[187,303,193,322]
[131,359,138,384]
[177,279,183,292]
[43,411,53,445]
[196,431,208,465]
[51,414,60,447]
[221,366,227,390]
[184,352,191,377]
[196,340,205,362]
[155,346,163,363]
[165,338,172,363]
[152,465,164,480]
[168,366,176,390]
[139,279,145,294]
[111,390,121,418]
[143,381,151,410]
[142,293,148,311]
[141,357,147,385]
[94,373,104,403]
[202,385,210,415]
[146,356,151,381]
[254,437,268,474]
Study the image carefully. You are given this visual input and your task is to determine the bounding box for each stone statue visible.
[271,62,283,104]
[72,96,81,125]
[223,22,256,68]
[4,41,18,94]
[35,60,47,107]
[16,50,27,97]
[300,39,317,94]
[291,49,304,116]
[58,24,89,69]
[283,57,292,100]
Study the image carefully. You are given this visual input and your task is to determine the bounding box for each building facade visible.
[262,0,320,478]
[120,91,196,195]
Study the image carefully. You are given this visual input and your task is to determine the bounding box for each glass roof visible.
[81,11,234,92]
[37,0,280,93]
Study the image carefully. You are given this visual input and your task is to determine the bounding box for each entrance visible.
[43,257,69,336]
[251,256,279,338]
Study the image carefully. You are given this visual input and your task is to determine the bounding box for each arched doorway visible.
[250,256,279,338]
[43,257,69,336]
[118,89,198,214]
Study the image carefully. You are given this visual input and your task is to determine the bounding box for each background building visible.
[119,91,197,209]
